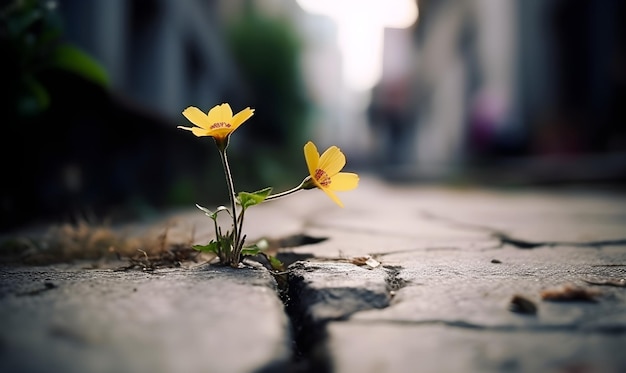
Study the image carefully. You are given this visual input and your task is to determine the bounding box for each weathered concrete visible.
[0,265,290,373]
[1,174,626,373]
[280,176,626,373]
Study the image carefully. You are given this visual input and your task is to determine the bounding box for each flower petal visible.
[304,141,320,178]
[191,127,211,137]
[318,146,346,176]
[230,107,255,130]
[320,187,344,208]
[207,103,233,125]
[329,172,359,191]
[182,107,211,129]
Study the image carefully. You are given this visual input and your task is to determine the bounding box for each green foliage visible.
[240,238,268,256]
[193,229,235,262]
[50,44,109,86]
[194,182,288,269]
[237,187,272,210]
[240,239,284,272]
[264,254,284,271]
[193,241,220,254]
[0,0,109,119]
[225,5,312,183]
[239,247,261,256]
[196,204,230,220]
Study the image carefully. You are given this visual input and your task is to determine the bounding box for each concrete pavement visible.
[1,175,625,372]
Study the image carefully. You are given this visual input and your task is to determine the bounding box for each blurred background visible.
[1,0,625,232]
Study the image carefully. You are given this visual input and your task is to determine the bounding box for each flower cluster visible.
[178,103,359,268]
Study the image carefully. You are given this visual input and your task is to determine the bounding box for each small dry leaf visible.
[540,284,601,302]
[509,294,537,315]
[351,255,380,269]
[350,256,369,266]
[365,257,381,269]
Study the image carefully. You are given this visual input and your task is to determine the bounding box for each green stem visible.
[218,148,240,264]
[237,208,245,250]
[264,177,309,202]
[213,219,221,260]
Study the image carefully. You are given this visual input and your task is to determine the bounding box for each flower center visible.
[314,169,331,187]
[210,122,231,130]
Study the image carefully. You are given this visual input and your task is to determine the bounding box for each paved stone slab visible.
[0,264,290,373]
[288,262,391,323]
[281,177,626,260]
[327,323,626,373]
[289,247,626,373]
[3,175,626,373]
[354,245,626,329]
[280,177,626,373]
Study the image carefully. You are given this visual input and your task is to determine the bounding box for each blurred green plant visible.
[0,0,112,231]
[225,4,312,188]
[1,0,108,121]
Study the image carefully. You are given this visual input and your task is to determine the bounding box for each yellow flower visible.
[303,141,359,207]
[178,103,254,147]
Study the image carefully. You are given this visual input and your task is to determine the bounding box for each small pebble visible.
[509,294,537,315]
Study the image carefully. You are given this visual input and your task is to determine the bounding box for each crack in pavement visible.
[496,234,626,249]
[279,262,409,373]
[274,208,626,371]
[305,222,427,239]
[383,265,408,294]
[344,318,626,334]
[368,246,463,258]
[420,211,626,249]
[306,211,626,251]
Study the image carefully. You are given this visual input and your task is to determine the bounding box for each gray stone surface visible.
[288,262,391,323]
[2,175,626,373]
[0,265,290,373]
[327,323,626,373]
[280,176,626,373]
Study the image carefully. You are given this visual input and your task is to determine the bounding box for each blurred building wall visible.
[1,0,258,231]
[413,0,517,176]
[58,0,239,121]
[372,0,626,182]
[57,0,626,183]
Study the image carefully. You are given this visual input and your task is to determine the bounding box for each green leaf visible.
[240,247,261,256]
[240,238,269,256]
[253,238,269,251]
[193,241,220,253]
[50,44,109,87]
[196,204,229,220]
[195,203,212,215]
[237,187,272,210]
[263,254,284,271]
